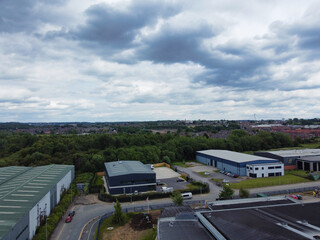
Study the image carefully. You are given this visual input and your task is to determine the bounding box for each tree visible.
[112,199,126,225]
[239,187,250,198]
[219,185,234,199]
[171,191,183,206]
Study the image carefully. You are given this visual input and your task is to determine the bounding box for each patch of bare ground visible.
[102,210,161,240]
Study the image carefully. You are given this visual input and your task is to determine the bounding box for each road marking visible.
[54,206,75,240]
[78,216,100,240]
[87,217,100,240]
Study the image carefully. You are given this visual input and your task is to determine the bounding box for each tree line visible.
[0,130,302,173]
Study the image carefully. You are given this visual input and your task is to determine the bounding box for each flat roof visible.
[262,149,320,157]
[104,161,154,177]
[158,220,213,240]
[0,164,74,239]
[201,202,320,240]
[197,150,277,163]
[298,156,320,162]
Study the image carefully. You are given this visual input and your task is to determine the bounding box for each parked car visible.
[289,194,303,200]
[176,178,185,182]
[156,180,164,186]
[68,211,75,216]
[222,179,229,183]
[161,186,174,193]
[233,174,239,178]
[65,216,72,223]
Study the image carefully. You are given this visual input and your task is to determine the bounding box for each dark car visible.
[65,215,72,223]
[176,178,185,182]
[68,211,75,216]
[156,181,164,186]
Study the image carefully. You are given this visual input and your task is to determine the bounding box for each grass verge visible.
[228,174,311,189]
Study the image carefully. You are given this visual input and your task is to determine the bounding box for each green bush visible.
[239,187,250,198]
[32,183,79,240]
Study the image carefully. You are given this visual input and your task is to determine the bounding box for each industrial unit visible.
[104,161,156,195]
[158,197,319,240]
[0,164,74,240]
[196,150,281,177]
[246,162,284,178]
[254,149,320,170]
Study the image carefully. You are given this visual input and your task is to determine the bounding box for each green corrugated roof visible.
[105,161,154,177]
[0,164,74,239]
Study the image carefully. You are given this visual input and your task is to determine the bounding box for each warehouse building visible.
[254,149,320,170]
[196,150,281,177]
[158,196,318,240]
[104,161,156,195]
[0,164,74,240]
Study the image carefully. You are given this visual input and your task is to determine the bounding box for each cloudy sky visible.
[1,0,320,122]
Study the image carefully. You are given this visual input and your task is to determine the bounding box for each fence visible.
[94,199,205,240]
[250,185,319,198]
[153,162,171,168]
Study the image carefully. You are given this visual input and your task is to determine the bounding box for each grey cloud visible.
[139,22,215,63]
[70,1,180,52]
[0,0,67,33]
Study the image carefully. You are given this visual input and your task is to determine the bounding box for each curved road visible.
[50,167,221,240]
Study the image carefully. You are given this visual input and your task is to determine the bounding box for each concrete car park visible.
[153,167,180,179]
[156,177,189,192]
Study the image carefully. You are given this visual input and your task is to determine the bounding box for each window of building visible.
[275,166,282,169]
[268,166,275,169]
[268,173,275,177]
[275,172,282,176]
[262,167,264,170]
[255,167,259,170]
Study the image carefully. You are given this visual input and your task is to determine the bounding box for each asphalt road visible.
[50,165,320,240]
[50,167,221,240]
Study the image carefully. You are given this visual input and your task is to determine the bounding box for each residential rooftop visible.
[0,164,74,239]
[104,161,154,177]
[197,150,277,163]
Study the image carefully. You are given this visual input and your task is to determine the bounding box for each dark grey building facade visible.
[104,161,156,195]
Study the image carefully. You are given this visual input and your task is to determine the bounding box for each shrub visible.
[239,187,250,198]
[171,191,183,206]
[219,185,234,199]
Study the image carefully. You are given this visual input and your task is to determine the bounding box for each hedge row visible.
[89,173,104,193]
[32,185,79,240]
[98,181,209,202]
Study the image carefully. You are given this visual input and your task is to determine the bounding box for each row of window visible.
[247,165,282,170]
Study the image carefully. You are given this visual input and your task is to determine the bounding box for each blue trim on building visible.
[196,152,279,176]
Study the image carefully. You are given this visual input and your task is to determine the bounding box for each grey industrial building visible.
[104,161,156,195]
[158,197,320,240]
[0,164,74,240]
[255,149,320,170]
[196,150,281,176]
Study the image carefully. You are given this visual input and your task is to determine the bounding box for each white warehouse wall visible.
[56,170,72,203]
[246,163,284,178]
[29,191,50,240]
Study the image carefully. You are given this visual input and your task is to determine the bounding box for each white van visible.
[181,192,192,199]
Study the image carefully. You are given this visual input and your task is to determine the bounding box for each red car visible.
[65,215,73,223]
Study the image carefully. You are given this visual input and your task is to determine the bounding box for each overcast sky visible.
[1,0,320,122]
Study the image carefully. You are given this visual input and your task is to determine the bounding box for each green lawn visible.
[229,174,312,189]
[197,171,211,177]
[172,162,194,168]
